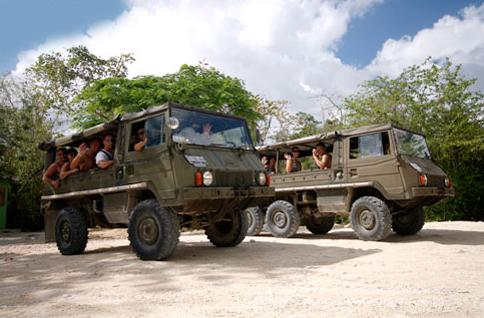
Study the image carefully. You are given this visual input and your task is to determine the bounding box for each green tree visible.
[0,76,52,229]
[26,45,134,124]
[289,112,322,139]
[255,98,291,144]
[343,58,484,220]
[74,63,260,129]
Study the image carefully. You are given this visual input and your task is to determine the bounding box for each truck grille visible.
[215,171,254,187]
[427,175,445,187]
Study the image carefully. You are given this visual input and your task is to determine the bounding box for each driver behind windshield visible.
[178,121,223,145]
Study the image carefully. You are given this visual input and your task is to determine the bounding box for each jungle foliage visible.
[73,63,260,129]
[0,78,52,229]
[342,58,484,221]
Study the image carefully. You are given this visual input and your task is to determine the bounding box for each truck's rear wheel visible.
[128,199,180,260]
[206,210,248,247]
[55,207,88,255]
[392,207,425,235]
[305,214,335,235]
[265,200,300,238]
[245,207,264,236]
[350,196,391,241]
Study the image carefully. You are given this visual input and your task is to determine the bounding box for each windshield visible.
[171,107,253,150]
[393,128,431,159]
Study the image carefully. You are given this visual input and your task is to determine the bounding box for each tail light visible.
[266,174,271,186]
[418,174,428,186]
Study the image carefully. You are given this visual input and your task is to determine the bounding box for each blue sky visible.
[0,0,477,72]
[1,0,483,116]
[338,0,479,66]
[0,0,126,73]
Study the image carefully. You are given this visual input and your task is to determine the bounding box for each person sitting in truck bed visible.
[96,134,115,169]
[284,147,302,173]
[70,137,101,172]
[42,148,66,189]
[261,155,276,174]
[59,148,79,180]
[312,142,332,169]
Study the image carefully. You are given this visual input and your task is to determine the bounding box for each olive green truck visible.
[40,103,273,260]
[248,124,454,241]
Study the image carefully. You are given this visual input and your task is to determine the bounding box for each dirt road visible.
[1,221,484,317]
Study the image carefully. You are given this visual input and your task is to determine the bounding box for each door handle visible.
[349,168,358,176]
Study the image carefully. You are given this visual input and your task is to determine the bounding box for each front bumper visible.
[411,187,455,197]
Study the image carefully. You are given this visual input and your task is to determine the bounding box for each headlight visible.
[203,171,213,186]
[444,177,452,188]
[258,172,267,186]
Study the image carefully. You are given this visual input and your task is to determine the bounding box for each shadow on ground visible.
[0,235,380,303]
[259,227,484,246]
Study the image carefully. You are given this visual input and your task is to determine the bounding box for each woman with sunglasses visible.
[284,147,302,173]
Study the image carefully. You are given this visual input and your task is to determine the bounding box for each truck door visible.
[345,131,405,195]
[118,113,176,198]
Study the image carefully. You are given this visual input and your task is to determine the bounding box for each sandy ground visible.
[1,221,484,318]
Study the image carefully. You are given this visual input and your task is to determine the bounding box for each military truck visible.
[248,124,454,241]
[40,102,273,260]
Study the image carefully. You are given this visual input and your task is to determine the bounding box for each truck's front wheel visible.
[392,207,425,235]
[55,207,88,255]
[265,200,300,238]
[128,199,180,260]
[245,207,265,236]
[305,214,335,235]
[350,196,391,241]
[206,210,248,247]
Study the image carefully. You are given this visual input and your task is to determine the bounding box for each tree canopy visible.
[73,63,260,129]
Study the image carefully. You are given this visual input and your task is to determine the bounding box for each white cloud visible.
[12,0,484,121]
[12,0,381,119]
[368,3,484,89]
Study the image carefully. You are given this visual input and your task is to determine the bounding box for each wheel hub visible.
[60,221,71,243]
[273,211,287,228]
[247,212,254,227]
[359,209,375,230]
[138,217,159,245]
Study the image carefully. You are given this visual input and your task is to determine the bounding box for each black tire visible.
[265,200,300,238]
[245,207,264,236]
[55,207,88,255]
[206,210,248,247]
[128,199,180,261]
[392,207,425,235]
[305,214,335,235]
[350,196,391,241]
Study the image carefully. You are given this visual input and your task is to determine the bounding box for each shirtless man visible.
[312,143,332,169]
[59,148,79,180]
[70,137,101,172]
[96,134,115,169]
[42,148,66,189]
